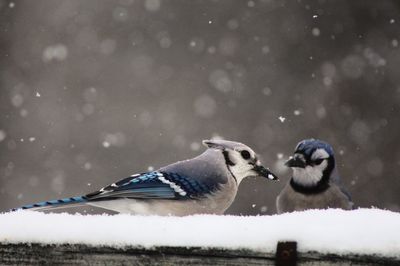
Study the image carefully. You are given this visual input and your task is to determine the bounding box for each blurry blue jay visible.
[276,139,353,214]
[12,139,278,215]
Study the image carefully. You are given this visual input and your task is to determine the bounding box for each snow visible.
[144,0,161,12]
[312,27,321,37]
[0,130,6,142]
[42,44,68,62]
[0,209,399,257]
[102,141,110,148]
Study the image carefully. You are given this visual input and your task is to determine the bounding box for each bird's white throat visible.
[292,160,328,187]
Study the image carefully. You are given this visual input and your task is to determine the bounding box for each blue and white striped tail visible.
[11,196,87,212]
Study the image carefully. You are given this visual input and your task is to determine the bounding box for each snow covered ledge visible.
[0,209,399,265]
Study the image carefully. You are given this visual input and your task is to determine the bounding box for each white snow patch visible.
[0,209,399,257]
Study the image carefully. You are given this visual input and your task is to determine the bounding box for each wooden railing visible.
[1,242,399,265]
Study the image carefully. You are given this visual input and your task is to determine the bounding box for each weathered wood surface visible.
[0,243,399,266]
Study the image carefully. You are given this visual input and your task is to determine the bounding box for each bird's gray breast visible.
[276,181,353,214]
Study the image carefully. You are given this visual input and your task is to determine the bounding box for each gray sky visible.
[1,0,399,214]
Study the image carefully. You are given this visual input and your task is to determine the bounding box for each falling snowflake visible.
[84,162,92,170]
[190,142,201,151]
[312,28,320,36]
[278,116,286,123]
[0,130,6,142]
[35,92,41,97]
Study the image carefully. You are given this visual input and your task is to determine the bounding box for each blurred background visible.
[1,0,399,215]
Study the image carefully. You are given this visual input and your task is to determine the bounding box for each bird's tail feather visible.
[11,196,88,212]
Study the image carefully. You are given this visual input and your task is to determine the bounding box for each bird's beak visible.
[284,156,306,168]
[253,164,279,181]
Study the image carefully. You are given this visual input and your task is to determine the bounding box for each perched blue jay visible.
[12,139,278,215]
[276,139,353,214]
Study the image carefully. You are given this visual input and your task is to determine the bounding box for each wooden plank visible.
[0,243,399,265]
[0,243,275,265]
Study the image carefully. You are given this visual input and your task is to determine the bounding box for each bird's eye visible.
[314,159,324,165]
[240,150,251,160]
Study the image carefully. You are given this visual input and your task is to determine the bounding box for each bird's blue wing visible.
[10,171,218,212]
[85,171,216,201]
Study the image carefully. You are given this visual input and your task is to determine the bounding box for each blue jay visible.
[12,139,278,215]
[276,139,353,214]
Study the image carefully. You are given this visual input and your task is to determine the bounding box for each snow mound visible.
[0,209,399,257]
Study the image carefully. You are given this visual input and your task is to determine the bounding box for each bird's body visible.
[88,149,238,215]
[13,139,277,216]
[88,179,236,215]
[276,139,353,214]
[276,181,352,213]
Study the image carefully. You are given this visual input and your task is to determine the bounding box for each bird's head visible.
[202,139,278,183]
[285,139,335,187]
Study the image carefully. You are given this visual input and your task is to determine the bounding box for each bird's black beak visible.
[253,164,278,181]
[285,156,306,168]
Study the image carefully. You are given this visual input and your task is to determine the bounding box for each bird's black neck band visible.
[290,178,330,194]
[223,150,237,183]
